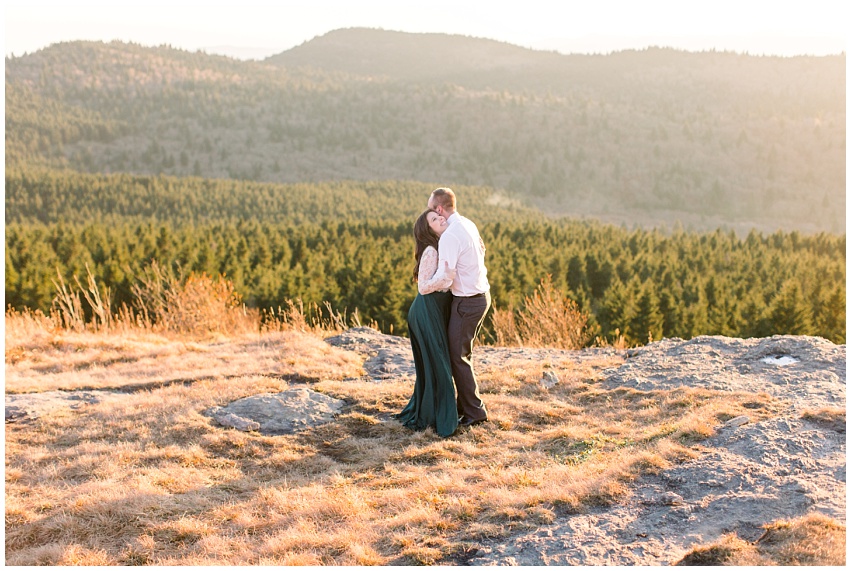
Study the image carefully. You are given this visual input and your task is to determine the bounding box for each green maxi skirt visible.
[396,290,458,437]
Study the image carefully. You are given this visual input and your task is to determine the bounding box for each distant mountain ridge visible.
[265,28,843,98]
[266,28,564,80]
[4,29,846,233]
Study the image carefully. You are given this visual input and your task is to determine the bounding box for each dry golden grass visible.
[490,274,593,349]
[4,272,832,565]
[7,264,361,346]
[6,311,793,566]
[4,324,362,394]
[801,406,846,433]
[675,512,846,566]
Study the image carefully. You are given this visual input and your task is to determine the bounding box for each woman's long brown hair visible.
[412,209,440,282]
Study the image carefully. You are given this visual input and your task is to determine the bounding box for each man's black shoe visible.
[459,416,488,428]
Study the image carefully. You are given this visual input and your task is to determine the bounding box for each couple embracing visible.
[396,187,491,437]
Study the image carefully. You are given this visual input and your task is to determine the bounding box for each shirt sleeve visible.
[437,231,460,270]
[418,246,453,295]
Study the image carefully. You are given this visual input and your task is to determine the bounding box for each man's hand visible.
[443,261,457,281]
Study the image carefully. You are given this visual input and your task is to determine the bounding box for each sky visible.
[4,0,847,60]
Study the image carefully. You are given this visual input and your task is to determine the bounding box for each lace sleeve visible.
[418,246,453,295]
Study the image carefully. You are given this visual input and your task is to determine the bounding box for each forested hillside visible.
[4,31,845,345]
[5,30,845,233]
[5,169,845,345]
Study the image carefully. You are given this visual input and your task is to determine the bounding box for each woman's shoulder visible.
[423,245,438,255]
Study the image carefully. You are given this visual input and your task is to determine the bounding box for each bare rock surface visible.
[326,327,416,381]
[327,330,845,565]
[466,335,846,566]
[5,390,103,423]
[325,326,618,382]
[471,415,845,565]
[5,385,346,436]
[206,389,346,435]
[603,335,845,410]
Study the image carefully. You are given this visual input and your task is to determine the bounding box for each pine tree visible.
[5,247,21,307]
[813,283,845,343]
[707,295,742,337]
[598,278,636,341]
[631,279,665,343]
[767,280,815,336]
[658,289,682,338]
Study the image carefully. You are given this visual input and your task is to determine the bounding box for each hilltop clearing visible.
[5,323,844,565]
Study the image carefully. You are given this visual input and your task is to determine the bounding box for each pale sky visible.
[4,0,847,59]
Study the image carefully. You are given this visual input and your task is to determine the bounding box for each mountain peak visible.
[266,27,557,78]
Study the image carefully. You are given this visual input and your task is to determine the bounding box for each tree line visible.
[4,167,516,226]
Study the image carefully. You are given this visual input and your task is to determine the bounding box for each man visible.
[428,187,491,427]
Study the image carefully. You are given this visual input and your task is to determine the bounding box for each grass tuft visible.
[801,407,846,433]
[676,512,846,566]
[489,274,592,349]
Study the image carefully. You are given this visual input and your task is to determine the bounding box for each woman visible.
[396,209,458,437]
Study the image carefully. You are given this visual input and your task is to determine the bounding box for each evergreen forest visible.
[5,168,845,344]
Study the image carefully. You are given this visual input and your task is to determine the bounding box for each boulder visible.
[207,388,345,435]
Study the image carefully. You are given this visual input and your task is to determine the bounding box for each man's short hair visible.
[431,187,456,210]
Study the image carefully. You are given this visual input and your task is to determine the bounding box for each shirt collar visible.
[446,212,459,225]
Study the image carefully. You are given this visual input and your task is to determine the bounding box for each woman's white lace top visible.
[418,246,453,295]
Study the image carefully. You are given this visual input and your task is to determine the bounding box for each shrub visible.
[490,275,591,349]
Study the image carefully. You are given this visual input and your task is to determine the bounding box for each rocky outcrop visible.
[476,335,844,566]
[5,329,845,565]
[5,390,102,423]
[470,413,845,565]
[206,389,346,435]
[327,330,845,566]
[325,326,618,383]
[326,327,417,381]
[605,335,845,410]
